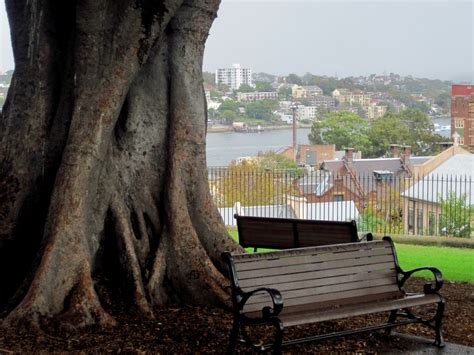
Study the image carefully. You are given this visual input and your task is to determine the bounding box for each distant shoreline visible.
[207,124,312,133]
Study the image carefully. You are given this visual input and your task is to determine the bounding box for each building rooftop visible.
[452,84,474,96]
[402,154,474,204]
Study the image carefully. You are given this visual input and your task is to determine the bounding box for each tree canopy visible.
[309,111,371,153]
[309,109,446,157]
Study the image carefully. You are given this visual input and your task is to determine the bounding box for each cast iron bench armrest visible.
[398,266,443,294]
[239,287,283,319]
[357,232,373,242]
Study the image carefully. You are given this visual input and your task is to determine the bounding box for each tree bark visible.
[0,0,241,330]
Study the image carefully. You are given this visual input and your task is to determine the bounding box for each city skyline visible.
[1,1,473,82]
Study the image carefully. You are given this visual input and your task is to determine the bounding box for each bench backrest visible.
[235,214,359,249]
[226,240,401,314]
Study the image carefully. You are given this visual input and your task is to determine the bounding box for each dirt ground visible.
[0,278,472,353]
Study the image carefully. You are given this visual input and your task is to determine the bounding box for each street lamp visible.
[290,102,298,162]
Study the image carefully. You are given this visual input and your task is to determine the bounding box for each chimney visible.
[401,145,411,166]
[344,147,354,162]
[403,145,412,156]
[390,144,400,158]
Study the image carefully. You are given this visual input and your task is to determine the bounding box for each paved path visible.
[387,333,473,354]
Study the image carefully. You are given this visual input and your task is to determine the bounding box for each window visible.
[373,171,394,182]
[417,209,423,235]
[333,193,344,202]
[455,120,464,128]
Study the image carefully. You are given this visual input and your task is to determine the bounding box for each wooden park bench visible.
[234,214,373,251]
[222,237,445,353]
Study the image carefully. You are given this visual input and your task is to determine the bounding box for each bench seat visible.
[276,293,441,327]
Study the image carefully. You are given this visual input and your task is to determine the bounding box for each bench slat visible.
[245,276,397,306]
[238,262,396,289]
[241,270,395,294]
[234,246,392,272]
[237,254,394,280]
[233,240,388,263]
[297,223,357,246]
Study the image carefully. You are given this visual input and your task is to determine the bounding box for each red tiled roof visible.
[452,85,474,96]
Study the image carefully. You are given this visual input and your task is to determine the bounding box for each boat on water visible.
[232,122,265,133]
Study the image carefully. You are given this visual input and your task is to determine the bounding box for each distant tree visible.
[412,100,431,113]
[309,111,370,152]
[238,84,255,93]
[254,81,274,92]
[245,100,279,122]
[257,151,302,172]
[439,192,473,238]
[398,109,445,155]
[220,110,240,123]
[435,92,451,110]
[218,99,240,113]
[366,114,411,157]
[278,87,292,100]
[0,96,4,108]
[353,103,366,118]
[215,157,300,208]
[308,121,324,145]
[365,109,446,157]
[286,73,302,85]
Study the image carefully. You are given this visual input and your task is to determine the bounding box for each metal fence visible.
[208,167,474,237]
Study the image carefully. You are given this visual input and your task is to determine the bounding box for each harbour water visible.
[206,128,311,166]
[206,117,451,167]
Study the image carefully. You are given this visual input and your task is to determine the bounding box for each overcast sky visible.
[1,1,473,81]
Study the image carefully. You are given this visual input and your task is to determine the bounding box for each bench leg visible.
[433,300,445,348]
[385,310,398,335]
[227,318,240,354]
[270,318,284,355]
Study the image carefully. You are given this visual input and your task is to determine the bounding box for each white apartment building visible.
[215,64,252,90]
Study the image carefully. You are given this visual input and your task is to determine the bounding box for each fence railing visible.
[208,167,474,238]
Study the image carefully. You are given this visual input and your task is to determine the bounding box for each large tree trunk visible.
[0,0,241,330]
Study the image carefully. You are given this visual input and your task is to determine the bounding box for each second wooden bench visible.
[234,214,373,251]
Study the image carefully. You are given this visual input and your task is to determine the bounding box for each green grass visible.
[395,244,474,284]
[228,228,474,283]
